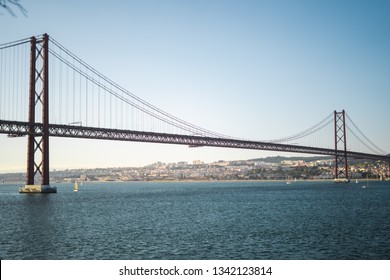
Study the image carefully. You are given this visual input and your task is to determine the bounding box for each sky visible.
[1,0,390,172]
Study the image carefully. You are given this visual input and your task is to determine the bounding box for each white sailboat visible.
[362,176,369,189]
[74,180,79,192]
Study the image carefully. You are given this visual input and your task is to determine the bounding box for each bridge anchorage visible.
[1,34,389,192]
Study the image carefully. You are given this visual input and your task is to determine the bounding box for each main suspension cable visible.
[346,113,387,155]
[49,37,233,139]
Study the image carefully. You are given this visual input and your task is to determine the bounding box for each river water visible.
[1,181,389,259]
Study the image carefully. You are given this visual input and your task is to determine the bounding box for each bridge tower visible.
[334,110,349,182]
[19,34,56,193]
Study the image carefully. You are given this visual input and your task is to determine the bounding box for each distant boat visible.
[362,176,369,189]
[73,180,79,192]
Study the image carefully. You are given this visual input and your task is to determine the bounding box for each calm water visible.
[0,181,389,260]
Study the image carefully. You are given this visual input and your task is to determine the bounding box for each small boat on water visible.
[362,176,369,189]
[333,178,350,183]
[74,180,79,192]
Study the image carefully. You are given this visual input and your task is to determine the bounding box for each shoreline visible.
[2,178,389,185]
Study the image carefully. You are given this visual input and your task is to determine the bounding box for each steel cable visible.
[346,113,387,155]
[49,37,233,139]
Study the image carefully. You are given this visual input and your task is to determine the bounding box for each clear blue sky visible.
[1,0,389,172]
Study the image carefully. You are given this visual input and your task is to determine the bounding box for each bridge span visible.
[1,119,389,163]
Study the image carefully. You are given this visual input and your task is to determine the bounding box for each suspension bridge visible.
[1,34,389,193]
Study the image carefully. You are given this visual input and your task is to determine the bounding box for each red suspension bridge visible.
[1,34,389,192]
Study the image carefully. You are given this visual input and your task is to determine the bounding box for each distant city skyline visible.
[1,0,390,172]
[2,155,387,183]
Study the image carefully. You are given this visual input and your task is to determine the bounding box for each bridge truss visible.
[1,119,389,163]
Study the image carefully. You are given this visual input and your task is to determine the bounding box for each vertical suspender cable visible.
[86,66,88,126]
[79,63,82,125]
[59,47,62,124]
[121,84,123,129]
[91,71,94,126]
[0,48,3,119]
[103,75,106,127]
[16,46,19,121]
[73,56,76,123]
[12,45,15,120]
[66,53,69,124]
[51,46,55,123]
[97,74,101,127]
[110,83,112,128]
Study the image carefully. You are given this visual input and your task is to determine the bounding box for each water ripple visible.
[1,181,389,259]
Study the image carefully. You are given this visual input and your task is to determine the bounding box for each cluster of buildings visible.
[1,157,389,184]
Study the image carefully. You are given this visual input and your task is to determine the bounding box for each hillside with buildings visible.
[1,156,388,184]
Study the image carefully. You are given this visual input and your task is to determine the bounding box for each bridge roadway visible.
[1,119,389,162]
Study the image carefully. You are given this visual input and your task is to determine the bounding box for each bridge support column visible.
[334,110,349,183]
[20,34,56,194]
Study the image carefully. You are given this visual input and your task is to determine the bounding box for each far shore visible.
[2,178,388,185]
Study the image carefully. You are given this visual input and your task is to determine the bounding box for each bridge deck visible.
[1,119,389,162]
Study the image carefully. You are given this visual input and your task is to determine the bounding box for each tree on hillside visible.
[0,0,26,16]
